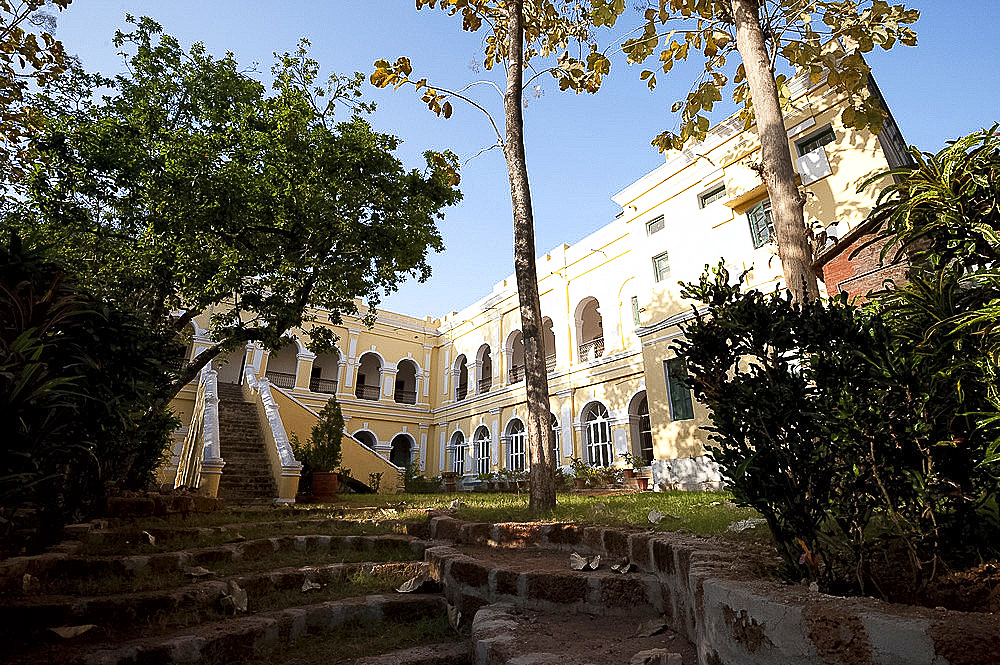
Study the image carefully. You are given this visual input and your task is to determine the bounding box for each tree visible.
[1,234,178,551]
[3,17,462,408]
[589,0,919,302]
[373,1,608,512]
[1,0,72,184]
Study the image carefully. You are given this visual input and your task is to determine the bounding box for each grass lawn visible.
[336,490,764,538]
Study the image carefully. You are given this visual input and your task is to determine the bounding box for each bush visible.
[1,236,177,551]
[678,262,999,597]
[290,398,344,473]
[404,464,442,493]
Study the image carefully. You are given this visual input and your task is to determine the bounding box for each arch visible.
[541,317,557,371]
[449,430,467,474]
[264,341,298,389]
[355,352,382,401]
[476,343,492,393]
[213,346,249,385]
[504,418,526,471]
[550,412,561,462]
[582,401,613,467]
[627,391,653,465]
[352,429,378,450]
[454,354,469,401]
[505,330,525,383]
[473,425,491,475]
[310,347,340,394]
[394,358,419,404]
[389,433,415,468]
[574,297,604,362]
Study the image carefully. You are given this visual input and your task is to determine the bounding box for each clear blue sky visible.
[54,2,1000,318]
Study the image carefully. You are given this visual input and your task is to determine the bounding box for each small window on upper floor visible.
[646,215,665,235]
[698,183,726,208]
[652,251,671,283]
[631,296,641,325]
[796,126,836,157]
[747,199,774,249]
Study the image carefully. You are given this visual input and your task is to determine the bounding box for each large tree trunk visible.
[730,0,820,303]
[503,0,556,512]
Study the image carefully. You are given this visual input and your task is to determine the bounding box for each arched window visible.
[473,426,491,475]
[355,352,382,401]
[390,434,413,468]
[542,318,557,371]
[505,419,526,471]
[476,344,492,393]
[507,330,525,383]
[628,391,654,464]
[394,359,418,404]
[550,412,561,463]
[353,430,378,450]
[575,298,604,362]
[454,355,468,401]
[310,349,340,394]
[584,402,613,467]
[265,342,298,389]
[450,431,467,474]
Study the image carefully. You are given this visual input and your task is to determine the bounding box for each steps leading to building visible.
[216,383,278,504]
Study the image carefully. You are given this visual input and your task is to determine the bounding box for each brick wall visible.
[818,229,909,302]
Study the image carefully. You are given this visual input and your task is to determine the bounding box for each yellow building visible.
[164,69,909,498]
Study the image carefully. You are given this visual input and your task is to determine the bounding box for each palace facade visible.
[163,69,910,497]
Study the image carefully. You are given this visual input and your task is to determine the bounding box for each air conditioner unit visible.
[796,146,833,185]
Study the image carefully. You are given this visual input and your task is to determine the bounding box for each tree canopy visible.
[3,17,463,399]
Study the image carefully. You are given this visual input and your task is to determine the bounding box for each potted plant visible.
[570,457,590,490]
[620,451,641,479]
[475,471,495,491]
[290,398,344,501]
[441,471,459,493]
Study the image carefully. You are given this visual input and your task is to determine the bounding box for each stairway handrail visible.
[175,366,222,488]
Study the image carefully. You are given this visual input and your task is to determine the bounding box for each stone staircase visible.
[216,381,278,504]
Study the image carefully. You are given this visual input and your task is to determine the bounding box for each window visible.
[699,183,726,208]
[550,413,560,461]
[652,251,671,283]
[584,403,613,467]
[631,296,641,326]
[646,215,665,235]
[450,432,467,474]
[664,358,694,421]
[473,426,491,475]
[747,199,774,249]
[506,419,526,471]
[796,126,835,156]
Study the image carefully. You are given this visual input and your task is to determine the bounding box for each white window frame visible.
[652,251,671,283]
[698,183,726,208]
[506,419,526,471]
[473,426,491,475]
[450,432,467,475]
[646,215,665,235]
[584,403,613,467]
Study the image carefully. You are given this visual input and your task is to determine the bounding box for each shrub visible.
[290,398,345,474]
[1,236,177,551]
[678,261,999,596]
[404,464,442,493]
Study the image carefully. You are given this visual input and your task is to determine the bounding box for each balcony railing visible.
[578,337,605,363]
[478,377,492,393]
[310,377,338,394]
[546,354,556,372]
[355,384,380,401]
[394,389,417,404]
[509,365,524,383]
[265,370,296,389]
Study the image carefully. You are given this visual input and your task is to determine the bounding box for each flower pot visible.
[623,468,635,479]
[636,477,649,491]
[312,471,339,500]
[574,478,588,490]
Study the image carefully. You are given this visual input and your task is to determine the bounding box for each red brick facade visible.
[816,223,909,302]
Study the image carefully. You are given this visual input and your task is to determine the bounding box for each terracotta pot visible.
[574,477,588,490]
[636,477,649,491]
[623,468,635,479]
[312,471,339,500]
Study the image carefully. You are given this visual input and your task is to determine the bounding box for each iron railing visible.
[578,337,605,362]
[478,377,492,393]
[310,377,338,394]
[394,389,417,404]
[265,370,296,389]
[508,365,524,382]
[355,384,380,401]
